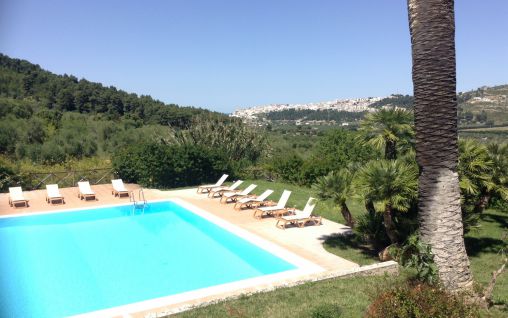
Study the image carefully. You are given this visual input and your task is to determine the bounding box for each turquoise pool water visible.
[0,201,296,317]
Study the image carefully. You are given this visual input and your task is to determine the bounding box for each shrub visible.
[0,158,21,191]
[366,282,479,318]
[354,212,390,251]
[40,141,66,164]
[268,154,304,184]
[310,303,342,318]
[0,120,19,154]
[113,142,229,188]
[390,234,438,285]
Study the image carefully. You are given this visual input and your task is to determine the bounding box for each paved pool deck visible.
[0,184,390,318]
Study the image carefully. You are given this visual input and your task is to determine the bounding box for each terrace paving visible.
[0,184,369,318]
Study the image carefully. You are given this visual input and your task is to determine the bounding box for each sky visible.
[0,0,507,113]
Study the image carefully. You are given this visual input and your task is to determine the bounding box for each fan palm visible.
[358,108,414,160]
[408,0,473,291]
[458,139,493,197]
[354,159,418,244]
[314,168,355,227]
[475,143,508,213]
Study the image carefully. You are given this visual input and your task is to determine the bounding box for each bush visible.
[310,303,342,318]
[0,158,21,191]
[268,154,304,184]
[390,234,438,285]
[366,282,479,318]
[355,212,391,251]
[40,141,66,164]
[113,142,229,188]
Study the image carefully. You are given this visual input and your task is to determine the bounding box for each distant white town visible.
[230,96,386,121]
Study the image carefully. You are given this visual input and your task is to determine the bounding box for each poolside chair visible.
[276,197,321,229]
[8,187,29,208]
[196,174,228,193]
[78,181,96,201]
[111,179,129,197]
[253,190,291,219]
[234,189,274,210]
[220,184,257,204]
[46,184,65,205]
[208,180,243,198]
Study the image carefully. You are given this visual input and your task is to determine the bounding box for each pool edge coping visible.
[2,197,326,318]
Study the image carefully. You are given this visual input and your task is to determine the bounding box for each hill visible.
[233,86,508,127]
[0,53,223,165]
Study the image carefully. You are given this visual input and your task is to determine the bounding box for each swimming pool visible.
[0,200,318,317]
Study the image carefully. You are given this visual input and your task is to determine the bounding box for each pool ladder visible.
[130,188,147,211]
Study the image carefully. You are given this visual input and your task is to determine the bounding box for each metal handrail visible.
[129,191,136,205]
[139,188,147,205]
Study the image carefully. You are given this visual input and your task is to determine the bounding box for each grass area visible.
[467,208,508,306]
[172,275,397,318]
[323,235,379,266]
[171,274,508,317]
[243,179,364,223]
[461,126,508,132]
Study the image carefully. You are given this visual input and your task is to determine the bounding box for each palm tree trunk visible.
[383,204,398,244]
[473,192,491,214]
[340,202,355,227]
[365,200,376,217]
[408,0,473,291]
[385,140,397,160]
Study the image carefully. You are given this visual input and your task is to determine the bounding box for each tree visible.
[358,108,414,160]
[408,0,473,291]
[458,139,492,199]
[472,142,508,214]
[458,139,493,232]
[354,160,418,245]
[314,169,356,227]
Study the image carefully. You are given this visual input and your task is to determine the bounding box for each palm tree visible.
[475,143,508,213]
[458,139,493,232]
[358,108,414,160]
[354,160,418,244]
[458,139,493,199]
[314,169,355,227]
[408,0,473,291]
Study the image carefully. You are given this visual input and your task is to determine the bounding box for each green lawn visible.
[173,275,397,318]
[167,180,508,317]
[467,209,508,306]
[241,179,362,224]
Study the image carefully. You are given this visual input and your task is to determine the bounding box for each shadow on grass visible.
[481,212,508,229]
[465,236,505,257]
[465,212,507,257]
[323,234,379,260]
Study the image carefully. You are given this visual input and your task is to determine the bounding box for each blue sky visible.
[1,0,507,113]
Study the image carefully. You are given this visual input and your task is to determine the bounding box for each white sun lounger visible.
[46,184,65,204]
[208,180,243,198]
[111,179,129,197]
[253,190,291,219]
[78,181,96,200]
[197,174,229,193]
[8,186,29,208]
[276,197,321,229]
[234,189,274,210]
[220,184,257,204]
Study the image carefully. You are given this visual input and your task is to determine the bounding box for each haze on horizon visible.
[1,0,507,113]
